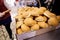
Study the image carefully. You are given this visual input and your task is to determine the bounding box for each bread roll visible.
[48,17,59,26]
[24,18,36,26]
[57,16,60,22]
[38,22,49,28]
[21,24,30,32]
[31,24,40,31]
[44,10,56,18]
[17,28,23,34]
[35,16,47,22]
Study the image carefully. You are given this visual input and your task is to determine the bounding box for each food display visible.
[15,7,60,34]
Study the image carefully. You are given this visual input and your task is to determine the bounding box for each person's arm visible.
[0,10,10,17]
[0,12,5,17]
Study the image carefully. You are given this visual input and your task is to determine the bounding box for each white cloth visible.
[4,0,15,8]
[4,0,17,39]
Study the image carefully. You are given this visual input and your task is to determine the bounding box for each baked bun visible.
[44,10,56,18]
[16,21,23,28]
[24,18,36,26]
[38,22,49,28]
[35,16,47,22]
[21,24,30,32]
[17,28,23,34]
[48,17,59,26]
[31,24,40,31]
[57,16,60,22]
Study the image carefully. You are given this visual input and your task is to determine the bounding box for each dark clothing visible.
[4,23,12,38]
[0,0,12,39]
[0,16,11,25]
[0,22,12,38]
[0,1,10,21]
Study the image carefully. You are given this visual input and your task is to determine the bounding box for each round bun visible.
[24,18,36,26]
[35,16,47,22]
[21,24,30,32]
[44,10,56,18]
[31,24,40,31]
[57,16,60,22]
[38,22,49,28]
[17,28,23,34]
[48,17,59,26]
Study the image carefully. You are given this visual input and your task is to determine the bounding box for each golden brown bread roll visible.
[21,12,30,18]
[35,16,47,22]
[16,21,23,28]
[21,24,30,32]
[24,18,36,26]
[38,7,47,15]
[48,17,59,26]
[57,16,60,22]
[14,15,23,19]
[30,11,40,16]
[44,10,56,18]
[29,16,33,19]
[39,7,47,11]
[17,28,23,34]
[31,24,40,31]
[30,8,40,16]
[18,7,31,18]
[18,7,25,15]
[38,22,49,28]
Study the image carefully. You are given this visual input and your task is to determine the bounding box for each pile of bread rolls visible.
[15,7,60,34]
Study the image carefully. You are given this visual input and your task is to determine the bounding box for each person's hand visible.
[0,12,5,17]
[0,10,10,17]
